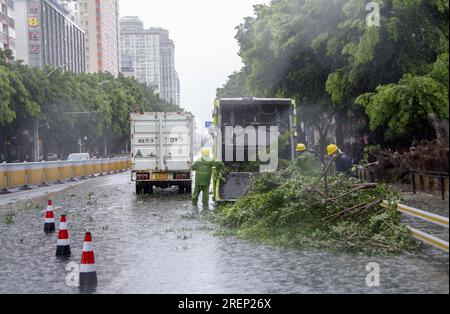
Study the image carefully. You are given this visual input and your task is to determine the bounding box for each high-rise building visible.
[120,16,179,105]
[159,28,177,105]
[120,16,160,92]
[75,0,120,75]
[0,0,15,57]
[59,0,80,24]
[15,0,86,74]
[120,54,134,78]
[175,71,180,106]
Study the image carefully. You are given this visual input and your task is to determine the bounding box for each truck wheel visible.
[185,182,192,194]
[136,183,144,195]
[144,183,153,194]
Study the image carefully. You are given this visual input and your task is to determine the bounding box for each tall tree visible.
[0,48,180,162]
[219,0,449,158]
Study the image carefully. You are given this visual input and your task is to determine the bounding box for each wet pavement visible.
[0,172,448,294]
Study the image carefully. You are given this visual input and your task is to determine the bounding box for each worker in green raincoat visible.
[191,148,222,210]
[294,143,316,175]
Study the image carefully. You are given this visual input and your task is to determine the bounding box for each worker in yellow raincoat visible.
[192,148,223,210]
[294,143,316,175]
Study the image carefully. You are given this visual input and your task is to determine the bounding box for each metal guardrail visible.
[381,201,449,252]
[356,166,449,200]
[407,227,449,253]
[0,157,131,193]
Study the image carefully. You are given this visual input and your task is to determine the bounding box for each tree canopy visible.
[0,49,180,162]
[217,0,449,153]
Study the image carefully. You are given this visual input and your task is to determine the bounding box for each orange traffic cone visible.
[44,200,55,234]
[79,232,97,286]
[56,215,71,257]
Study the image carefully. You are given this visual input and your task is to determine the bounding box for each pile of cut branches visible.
[213,165,418,254]
[366,140,449,183]
[367,114,449,182]
[400,140,449,173]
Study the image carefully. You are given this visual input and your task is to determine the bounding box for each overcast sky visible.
[120,0,270,126]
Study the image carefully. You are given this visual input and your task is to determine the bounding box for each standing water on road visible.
[0,173,448,293]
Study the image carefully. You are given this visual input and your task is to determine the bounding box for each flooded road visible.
[0,172,448,294]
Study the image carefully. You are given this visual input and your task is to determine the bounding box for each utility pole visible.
[46,60,75,79]
[200,121,203,147]
[34,119,39,162]
[104,137,107,158]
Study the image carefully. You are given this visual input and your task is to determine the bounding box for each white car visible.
[67,153,90,161]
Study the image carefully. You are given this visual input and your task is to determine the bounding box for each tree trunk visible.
[429,112,449,146]
[318,129,327,164]
[335,108,347,149]
[296,121,306,145]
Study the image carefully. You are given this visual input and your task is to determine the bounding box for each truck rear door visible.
[132,113,160,171]
[160,112,193,171]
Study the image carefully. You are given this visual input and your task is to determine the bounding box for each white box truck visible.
[130,112,194,194]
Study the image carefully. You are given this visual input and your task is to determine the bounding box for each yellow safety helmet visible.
[201,148,210,156]
[327,144,339,156]
[296,143,307,152]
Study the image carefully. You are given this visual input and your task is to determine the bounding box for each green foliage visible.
[217,0,449,149]
[0,48,180,160]
[3,211,15,225]
[216,70,250,98]
[356,73,449,141]
[0,66,16,123]
[212,165,418,254]
[361,144,381,164]
[430,53,449,86]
